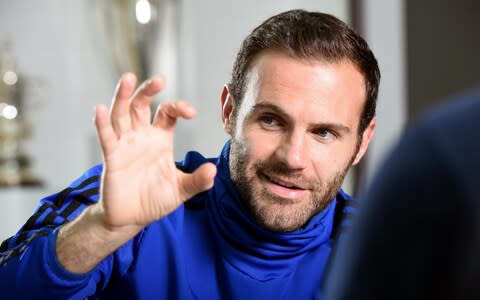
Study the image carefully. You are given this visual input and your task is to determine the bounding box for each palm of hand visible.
[94,74,216,229]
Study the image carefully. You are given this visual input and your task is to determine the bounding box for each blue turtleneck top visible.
[0,142,354,299]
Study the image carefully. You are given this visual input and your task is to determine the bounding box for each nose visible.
[276,130,307,170]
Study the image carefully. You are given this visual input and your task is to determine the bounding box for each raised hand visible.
[94,73,217,229]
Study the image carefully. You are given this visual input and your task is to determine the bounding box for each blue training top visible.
[0,141,354,299]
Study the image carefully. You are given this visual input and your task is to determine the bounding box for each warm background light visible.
[3,70,18,85]
[136,0,151,24]
[2,104,18,120]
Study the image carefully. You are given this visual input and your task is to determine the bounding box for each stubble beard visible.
[229,139,353,233]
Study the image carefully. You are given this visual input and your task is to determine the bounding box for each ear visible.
[352,119,376,165]
[221,85,235,135]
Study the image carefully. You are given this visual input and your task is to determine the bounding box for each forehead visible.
[240,51,366,126]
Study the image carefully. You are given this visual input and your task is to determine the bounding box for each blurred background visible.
[0,0,478,241]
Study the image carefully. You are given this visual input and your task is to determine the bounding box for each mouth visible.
[261,172,307,200]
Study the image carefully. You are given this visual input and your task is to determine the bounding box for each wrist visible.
[56,204,143,274]
[86,203,143,239]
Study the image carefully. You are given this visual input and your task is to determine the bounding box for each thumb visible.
[178,163,217,200]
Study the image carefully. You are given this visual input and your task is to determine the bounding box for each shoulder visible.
[65,164,103,189]
[421,86,480,128]
[174,150,217,211]
[385,87,480,201]
[175,151,216,173]
[412,86,480,155]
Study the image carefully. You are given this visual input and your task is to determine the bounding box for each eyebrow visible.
[250,102,352,134]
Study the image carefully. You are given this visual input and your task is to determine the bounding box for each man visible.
[0,9,379,299]
[325,87,480,300]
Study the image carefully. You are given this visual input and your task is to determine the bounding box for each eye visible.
[259,115,280,127]
[314,128,336,141]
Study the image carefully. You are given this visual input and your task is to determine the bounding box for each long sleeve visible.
[0,164,134,299]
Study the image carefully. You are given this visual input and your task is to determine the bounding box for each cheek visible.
[309,139,357,177]
[309,149,335,180]
[241,127,282,162]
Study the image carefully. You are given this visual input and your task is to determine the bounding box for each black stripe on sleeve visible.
[14,204,53,246]
[0,237,11,252]
[59,199,83,220]
[0,230,50,266]
[19,175,99,233]
[15,186,101,246]
[60,187,100,218]
[12,176,100,247]
[41,210,61,228]
[21,204,51,232]
[53,175,100,208]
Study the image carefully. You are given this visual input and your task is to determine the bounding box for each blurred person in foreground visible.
[0,9,379,299]
[325,86,480,300]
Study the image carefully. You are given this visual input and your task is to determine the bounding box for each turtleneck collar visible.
[206,141,337,281]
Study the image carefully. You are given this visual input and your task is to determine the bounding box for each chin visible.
[250,198,315,232]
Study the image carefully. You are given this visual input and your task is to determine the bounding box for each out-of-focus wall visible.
[406,0,480,120]
[0,1,116,192]
[362,0,407,183]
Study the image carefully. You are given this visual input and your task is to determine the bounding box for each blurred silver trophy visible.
[92,0,179,97]
[0,42,42,187]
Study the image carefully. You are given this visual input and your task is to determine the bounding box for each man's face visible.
[222,51,375,232]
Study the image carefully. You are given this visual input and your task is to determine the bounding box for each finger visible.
[130,76,165,129]
[178,163,217,200]
[152,100,197,131]
[110,73,137,135]
[94,104,118,156]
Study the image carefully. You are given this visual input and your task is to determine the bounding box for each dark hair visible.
[228,9,380,133]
